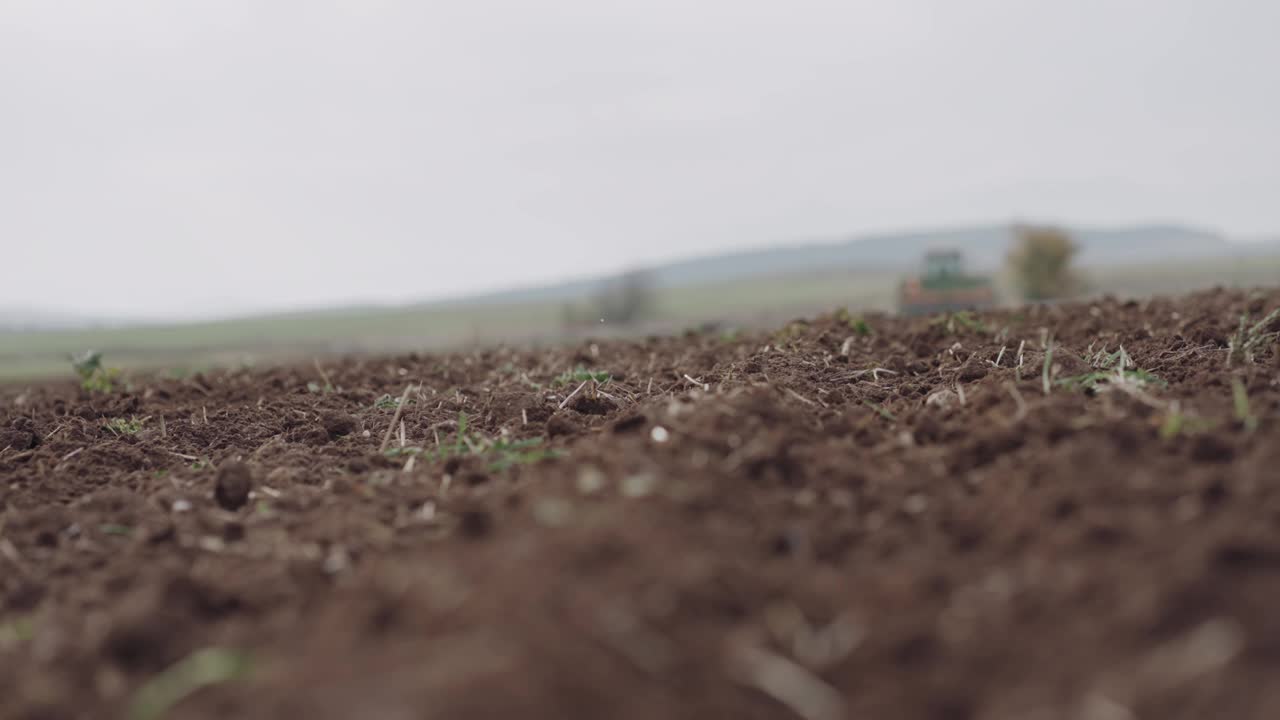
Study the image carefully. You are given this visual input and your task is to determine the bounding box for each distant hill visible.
[457,222,1246,307]
[0,307,102,333]
[5,222,1275,330]
[653,223,1233,282]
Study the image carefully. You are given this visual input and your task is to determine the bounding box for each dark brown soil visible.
[3,288,1280,720]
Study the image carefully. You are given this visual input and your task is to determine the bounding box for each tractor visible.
[897,249,996,316]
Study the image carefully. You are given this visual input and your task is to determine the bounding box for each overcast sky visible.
[3,0,1277,319]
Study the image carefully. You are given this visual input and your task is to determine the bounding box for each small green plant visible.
[772,322,807,345]
[0,617,34,646]
[485,437,564,471]
[1158,411,1217,440]
[373,394,402,410]
[835,308,874,336]
[384,411,563,471]
[1227,308,1280,365]
[128,647,252,720]
[1232,377,1258,433]
[552,367,612,387]
[1088,345,1133,371]
[104,416,148,436]
[71,350,121,393]
[98,523,133,536]
[1056,342,1166,393]
[1057,369,1166,392]
[862,399,896,422]
[932,311,987,335]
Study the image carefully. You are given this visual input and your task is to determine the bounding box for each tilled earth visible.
[2,288,1280,720]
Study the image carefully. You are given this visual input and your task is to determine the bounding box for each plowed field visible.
[3,288,1279,720]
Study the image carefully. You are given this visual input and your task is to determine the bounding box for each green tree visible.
[1007,225,1080,301]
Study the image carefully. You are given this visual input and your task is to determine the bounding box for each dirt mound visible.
[2,287,1279,719]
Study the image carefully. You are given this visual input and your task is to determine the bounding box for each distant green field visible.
[2,255,1277,383]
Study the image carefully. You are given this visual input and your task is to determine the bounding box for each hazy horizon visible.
[2,219,1273,327]
[4,0,1279,320]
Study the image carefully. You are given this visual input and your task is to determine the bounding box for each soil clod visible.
[321,412,358,439]
[213,462,254,511]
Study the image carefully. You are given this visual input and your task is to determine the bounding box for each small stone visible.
[650,426,670,443]
[793,489,818,507]
[323,545,350,573]
[214,462,253,511]
[829,488,855,509]
[621,473,659,498]
[576,466,607,495]
[903,494,929,515]
[171,499,192,513]
[926,390,957,409]
[533,497,572,527]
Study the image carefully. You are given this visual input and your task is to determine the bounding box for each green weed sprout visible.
[1232,378,1258,433]
[0,617,34,647]
[384,411,562,471]
[128,647,251,720]
[1057,369,1166,392]
[1058,343,1165,392]
[834,308,874,336]
[104,416,148,436]
[933,311,987,335]
[1158,411,1217,440]
[1227,308,1280,365]
[552,367,612,387]
[71,350,120,393]
[373,394,402,410]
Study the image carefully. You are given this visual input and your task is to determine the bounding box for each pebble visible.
[622,473,659,498]
[533,498,573,527]
[576,466,607,495]
[903,494,929,515]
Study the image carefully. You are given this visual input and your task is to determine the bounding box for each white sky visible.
[2,0,1277,319]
